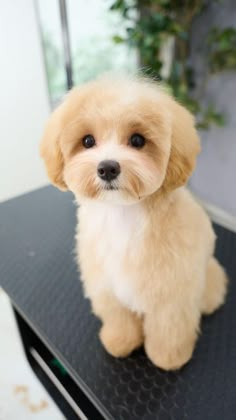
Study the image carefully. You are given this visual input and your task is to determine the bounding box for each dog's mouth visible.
[103,183,119,191]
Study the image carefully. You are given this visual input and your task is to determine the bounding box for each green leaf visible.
[110,0,126,11]
[112,35,125,44]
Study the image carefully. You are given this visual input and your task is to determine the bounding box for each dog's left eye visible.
[82,135,96,149]
[129,133,145,149]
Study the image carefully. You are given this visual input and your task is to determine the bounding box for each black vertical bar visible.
[59,0,73,89]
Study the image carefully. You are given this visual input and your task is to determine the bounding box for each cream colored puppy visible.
[40,75,228,370]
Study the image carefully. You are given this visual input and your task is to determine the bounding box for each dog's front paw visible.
[99,322,143,358]
[145,337,195,371]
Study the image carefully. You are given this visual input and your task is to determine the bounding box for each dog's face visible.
[40,76,200,204]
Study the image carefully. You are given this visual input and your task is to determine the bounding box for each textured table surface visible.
[1,186,236,420]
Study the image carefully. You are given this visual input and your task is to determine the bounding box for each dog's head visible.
[40,75,200,204]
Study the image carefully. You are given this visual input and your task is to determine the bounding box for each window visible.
[36,0,137,105]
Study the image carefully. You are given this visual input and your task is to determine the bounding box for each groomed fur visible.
[40,74,228,370]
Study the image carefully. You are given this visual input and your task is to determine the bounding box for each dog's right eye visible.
[129,133,145,149]
[82,135,96,149]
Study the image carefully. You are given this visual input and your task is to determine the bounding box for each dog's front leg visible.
[144,297,201,371]
[91,291,143,358]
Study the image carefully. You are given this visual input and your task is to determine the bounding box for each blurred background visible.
[0,0,235,418]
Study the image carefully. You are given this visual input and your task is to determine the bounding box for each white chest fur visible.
[80,201,146,313]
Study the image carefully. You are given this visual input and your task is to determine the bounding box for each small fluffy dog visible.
[40,75,228,370]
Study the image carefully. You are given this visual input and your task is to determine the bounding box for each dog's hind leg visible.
[201,257,228,315]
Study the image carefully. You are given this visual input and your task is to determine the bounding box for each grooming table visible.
[1,186,236,420]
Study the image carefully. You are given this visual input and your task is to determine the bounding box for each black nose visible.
[97,160,120,182]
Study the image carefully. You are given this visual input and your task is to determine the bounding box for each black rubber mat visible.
[1,186,236,420]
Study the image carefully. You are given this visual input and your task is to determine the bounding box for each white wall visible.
[0,1,50,202]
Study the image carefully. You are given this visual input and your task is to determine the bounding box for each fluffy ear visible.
[40,103,67,191]
[163,97,201,191]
